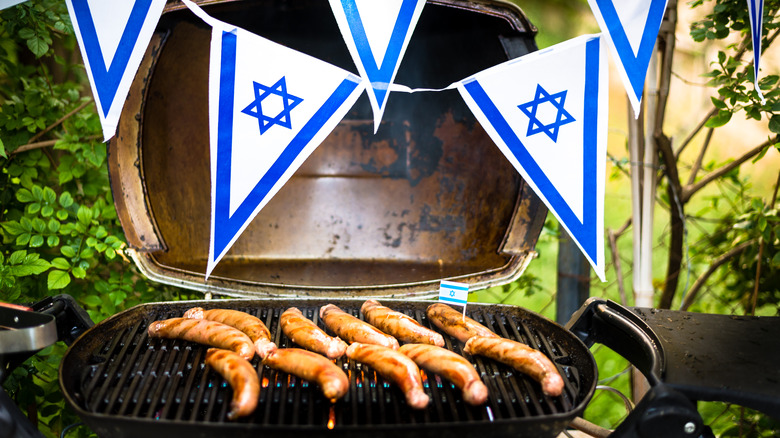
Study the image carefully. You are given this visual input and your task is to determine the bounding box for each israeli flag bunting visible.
[587,0,668,117]
[747,0,766,104]
[182,1,365,278]
[329,0,426,133]
[0,0,28,10]
[65,0,167,141]
[456,34,608,281]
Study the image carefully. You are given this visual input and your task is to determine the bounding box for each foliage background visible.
[0,0,778,437]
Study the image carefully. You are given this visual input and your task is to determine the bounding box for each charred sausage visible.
[425,303,499,343]
[361,300,445,347]
[319,304,399,350]
[280,307,348,360]
[184,307,277,359]
[147,317,255,360]
[399,343,488,405]
[346,342,429,409]
[262,348,349,400]
[204,348,260,420]
[463,336,564,396]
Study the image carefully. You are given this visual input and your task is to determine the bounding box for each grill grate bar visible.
[68,300,591,432]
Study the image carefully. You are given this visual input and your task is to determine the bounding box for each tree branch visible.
[750,172,780,315]
[680,240,755,311]
[657,132,685,309]
[608,228,628,306]
[24,98,94,145]
[11,135,102,156]
[675,108,717,160]
[683,136,778,202]
[686,128,714,187]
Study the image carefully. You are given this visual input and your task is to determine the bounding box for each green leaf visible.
[16,188,34,203]
[26,203,41,214]
[769,115,780,134]
[47,219,60,233]
[26,36,49,58]
[56,210,68,221]
[46,235,59,247]
[705,110,732,128]
[77,205,93,225]
[81,294,102,307]
[772,252,780,267]
[16,233,31,246]
[29,235,44,247]
[31,185,43,202]
[59,192,74,208]
[10,259,50,276]
[61,246,77,258]
[51,258,70,270]
[43,187,56,204]
[0,137,6,159]
[32,218,46,233]
[710,96,726,109]
[2,221,26,236]
[105,248,116,260]
[8,250,27,265]
[72,266,86,279]
[47,270,71,290]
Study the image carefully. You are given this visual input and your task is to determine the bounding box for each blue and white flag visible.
[457,34,608,281]
[183,1,365,278]
[0,0,28,10]
[65,0,166,141]
[587,0,668,117]
[747,0,766,104]
[329,0,426,133]
[439,280,469,307]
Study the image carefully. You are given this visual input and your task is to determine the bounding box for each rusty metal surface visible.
[107,0,545,297]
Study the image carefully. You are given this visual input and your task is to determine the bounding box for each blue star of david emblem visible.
[241,77,303,135]
[517,84,576,142]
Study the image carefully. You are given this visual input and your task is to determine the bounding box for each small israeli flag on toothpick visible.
[747,0,766,104]
[328,0,426,133]
[587,0,668,117]
[183,1,365,278]
[65,0,167,141]
[440,280,469,319]
[456,34,608,281]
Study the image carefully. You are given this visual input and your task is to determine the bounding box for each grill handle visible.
[565,298,664,386]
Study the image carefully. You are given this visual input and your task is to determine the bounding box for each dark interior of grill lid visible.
[108,0,546,297]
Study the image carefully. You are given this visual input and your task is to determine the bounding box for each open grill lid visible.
[108,0,547,299]
[59,298,597,438]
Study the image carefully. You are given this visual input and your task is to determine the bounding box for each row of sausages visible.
[146,301,563,420]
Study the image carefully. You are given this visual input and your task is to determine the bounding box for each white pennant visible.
[456,35,608,281]
[182,1,365,278]
[328,0,425,133]
[0,0,28,10]
[587,0,668,117]
[65,0,166,141]
[747,0,766,104]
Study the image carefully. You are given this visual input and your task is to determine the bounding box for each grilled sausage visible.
[204,348,260,420]
[361,300,445,347]
[280,307,348,360]
[319,304,399,350]
[184,307,277,360]
[262,348,349,400]
[463,336,564,397]
[147,317,254,360]
[346,342,429,409]
[399,343,488,405]
[426,303,499,343]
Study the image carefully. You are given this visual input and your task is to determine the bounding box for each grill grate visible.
[61,299,594,436]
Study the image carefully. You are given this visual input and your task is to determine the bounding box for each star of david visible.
[517,84,576,143]
[241,77,303,135]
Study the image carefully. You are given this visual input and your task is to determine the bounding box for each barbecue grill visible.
[2,1,779,437]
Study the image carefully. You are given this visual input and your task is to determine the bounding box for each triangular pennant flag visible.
[456,34,608,280]
[587,0,668,117]
[0,0,28,10]
[182,1,365,278]
[328,0,425,132]
[747,0,766,104]
[65,0,166,141]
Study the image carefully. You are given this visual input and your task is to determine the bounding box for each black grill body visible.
[59,299,597,438]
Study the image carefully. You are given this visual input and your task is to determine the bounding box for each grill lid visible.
[59,299,596,438]
[108,0,547,298]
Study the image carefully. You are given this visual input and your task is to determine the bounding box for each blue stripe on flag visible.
[340,0,418,107]
[213,30,361,258]
[594,0,666,101]
[439,296,468,305]
[461,37,601,262]
[71,0,155,117]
